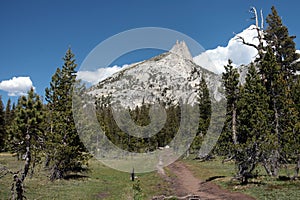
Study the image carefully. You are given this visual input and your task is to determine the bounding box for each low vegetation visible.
[2,153,300,199]
[0,153,171,200]
[184,157,300,200]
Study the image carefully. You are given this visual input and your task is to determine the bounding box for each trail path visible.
[155,161,255,200]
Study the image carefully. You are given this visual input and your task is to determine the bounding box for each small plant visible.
[133,179,144,200]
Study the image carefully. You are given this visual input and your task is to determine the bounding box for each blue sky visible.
[0,0,300,104]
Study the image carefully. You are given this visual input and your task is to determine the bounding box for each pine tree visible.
[191,75,211,156]
[266,7,300,171]
[0,96,5,151]
[238,6,300,177]
[292,76,300,113]
[3,98,14,151]
[217,60,239,157]
[8,88,44,178]
[4,98,12,126]
[198,75,211,137]
[212,5,300,180]
[290,76,300,178]
[45,48,89,180]
[4,88,45,199]
[257,6,300,176]
[265,6,300,78]
[236,64,271,183]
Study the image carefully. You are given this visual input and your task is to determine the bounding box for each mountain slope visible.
[88,41,223,108]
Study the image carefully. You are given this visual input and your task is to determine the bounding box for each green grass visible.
[0,153,170,200]
[3,153,300,199]
[183,157,300,200]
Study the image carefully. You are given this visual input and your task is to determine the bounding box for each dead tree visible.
[11,133,31,200]
[236,7,265,60]
[11,174,24,200]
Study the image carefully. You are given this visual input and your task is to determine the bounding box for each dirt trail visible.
[156,161,255,200]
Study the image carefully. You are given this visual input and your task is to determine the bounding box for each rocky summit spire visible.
[170,40,193,61]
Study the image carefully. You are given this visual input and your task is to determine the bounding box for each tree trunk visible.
[12,174,24,200]
[21,147,31,182]
[271,99,280,177]
[50,164,63,181]
[232,104,237,145]
[21,133,31,182]
[293,154,300,179]
[11,132,31,200]
[270,149,279,177]
[44,154,50,168]
[262,159,272,176]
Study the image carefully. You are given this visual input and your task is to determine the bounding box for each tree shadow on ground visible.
[63,174,89,180]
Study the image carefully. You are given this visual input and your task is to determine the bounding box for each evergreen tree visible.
[238,6,300,177]
[3,98,14,151]
[4,98,12,126]
[258,6,300,176]
[265,5,300,162]
[290,76,300,178]
[7,88,44,178]
[191,75,211,155]
[0,96,5,151]
[4,88,45,199]
[45,48,89,180]
[265,6,300,78]
[217,60,239,157]
[236,64,271,183]
[198,75,211,137]
[292,76,300,113]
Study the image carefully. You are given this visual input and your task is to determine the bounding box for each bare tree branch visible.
[260,9,264,29]
[250,7,259,28]
[235,6,265,60]
[236,35,259,50]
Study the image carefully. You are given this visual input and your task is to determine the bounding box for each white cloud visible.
[0,76,34,96]
[77,65,127,85]
[194,25,259,74]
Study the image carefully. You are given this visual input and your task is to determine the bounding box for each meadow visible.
[1,153,300,199]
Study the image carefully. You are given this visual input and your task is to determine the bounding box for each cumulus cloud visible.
[77,65,127,85]
[194,25,259,74]
[0,76,35,96]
